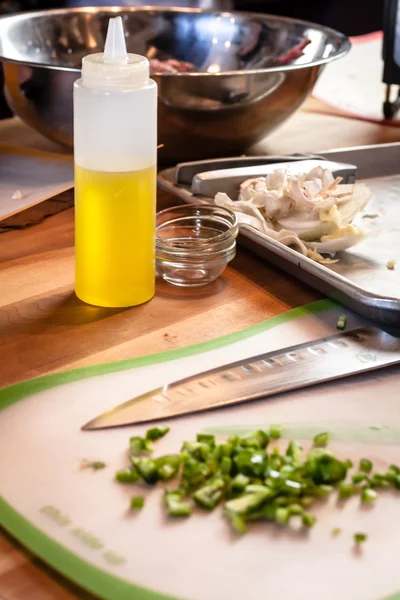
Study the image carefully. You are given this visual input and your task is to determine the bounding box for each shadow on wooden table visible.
[156,274,227,300]
[40,293,133,327]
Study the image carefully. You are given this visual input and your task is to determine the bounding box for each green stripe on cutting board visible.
[0,298,334,410]
[2,298,397,600]
[0,497,177,600]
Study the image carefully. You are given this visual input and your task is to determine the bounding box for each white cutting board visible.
[0,144,73,221]
[1,300,400,600]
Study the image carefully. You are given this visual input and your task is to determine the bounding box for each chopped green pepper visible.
[146,426,170,441]
[129,436,153,456]
[302,513,316,528]
[113,426,400,540]
[338,482,355,499]
[197,433,215,444]
[275,507,290,526]
[115,468,139,483]
[313,432,329,447]
[136,458,158,484]
[81,460,106,471]
[164,491,192,517]
[130,496,145,510]
[269,424,282,440]
[352,473,367,485]
[193,479,225,510]
[359,458,373,473]
[361,488,378,503]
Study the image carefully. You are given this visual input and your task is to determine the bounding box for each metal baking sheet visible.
[159,144,400,326]
[158,143,400,327]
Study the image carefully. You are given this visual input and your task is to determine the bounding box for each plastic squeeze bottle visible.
[74,16,157,307]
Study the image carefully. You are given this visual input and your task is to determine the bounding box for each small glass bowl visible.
[156,204,238,287]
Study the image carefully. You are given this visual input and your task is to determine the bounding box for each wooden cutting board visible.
[1,301,400,600]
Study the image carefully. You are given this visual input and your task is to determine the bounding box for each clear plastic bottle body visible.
[74,71,157,308]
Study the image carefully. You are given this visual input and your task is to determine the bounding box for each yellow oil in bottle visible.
[74,165,156,307]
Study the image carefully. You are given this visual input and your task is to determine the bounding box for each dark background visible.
[0,0,384,35]
[0,0,384,119]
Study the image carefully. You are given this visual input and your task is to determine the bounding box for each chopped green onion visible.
[245,484,274,496]
[241,430,270,450]
[115,468,139,483]
[193,479,225,510]
[337,315,347,330]
[393,475,400,490]
[338,482,354,499]
[136,458,158,484]
[226,511,247,534]
[155,455,181,481]
[164,491,191,517]
[332,527,342,537]
[225,490,271,516]
[313,432,329,447]
[146,426,170,441]
[288,503,303,516]
[114,426,397,540]
[130,496,145,510]
[269,424,282,440]
[129,436,153,455]
[302,513,316,528]
[352,473,367,485]
[306,449,348,485]
[300,496,314,508]
[230,473,250,492]
[275,507,290,526]
[196,433,215,444]
[354,532,367,544]
[286,440,302,460]
[370,473,390,489]
[221,456,232,475]
[385,467,400,489]
[361,488,378,503]
[359,458,373,473]
[167,500,192,517]
[312,484,333,498]
[81,460,106,471]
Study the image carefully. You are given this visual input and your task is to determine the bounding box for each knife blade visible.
[82,327,400,430]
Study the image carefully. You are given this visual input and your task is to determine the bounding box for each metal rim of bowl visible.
[0,6,351,75]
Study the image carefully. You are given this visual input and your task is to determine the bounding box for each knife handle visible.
[174,153,324,186]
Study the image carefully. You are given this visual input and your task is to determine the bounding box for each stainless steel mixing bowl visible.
[0,7,349,162]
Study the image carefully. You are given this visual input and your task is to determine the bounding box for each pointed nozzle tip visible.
[104,15,127,62]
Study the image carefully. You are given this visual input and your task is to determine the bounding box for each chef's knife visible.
[174,153,325,186]
[82,327,400,430]
[190,159,357,200]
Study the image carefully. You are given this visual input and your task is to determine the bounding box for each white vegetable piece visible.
[213,166,373,264]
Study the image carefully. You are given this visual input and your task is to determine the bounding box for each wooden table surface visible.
[1,98,400,599]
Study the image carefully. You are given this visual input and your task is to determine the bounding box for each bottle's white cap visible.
[81,16,150,90]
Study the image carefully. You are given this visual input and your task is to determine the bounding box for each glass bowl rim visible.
[156,203,238,249]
